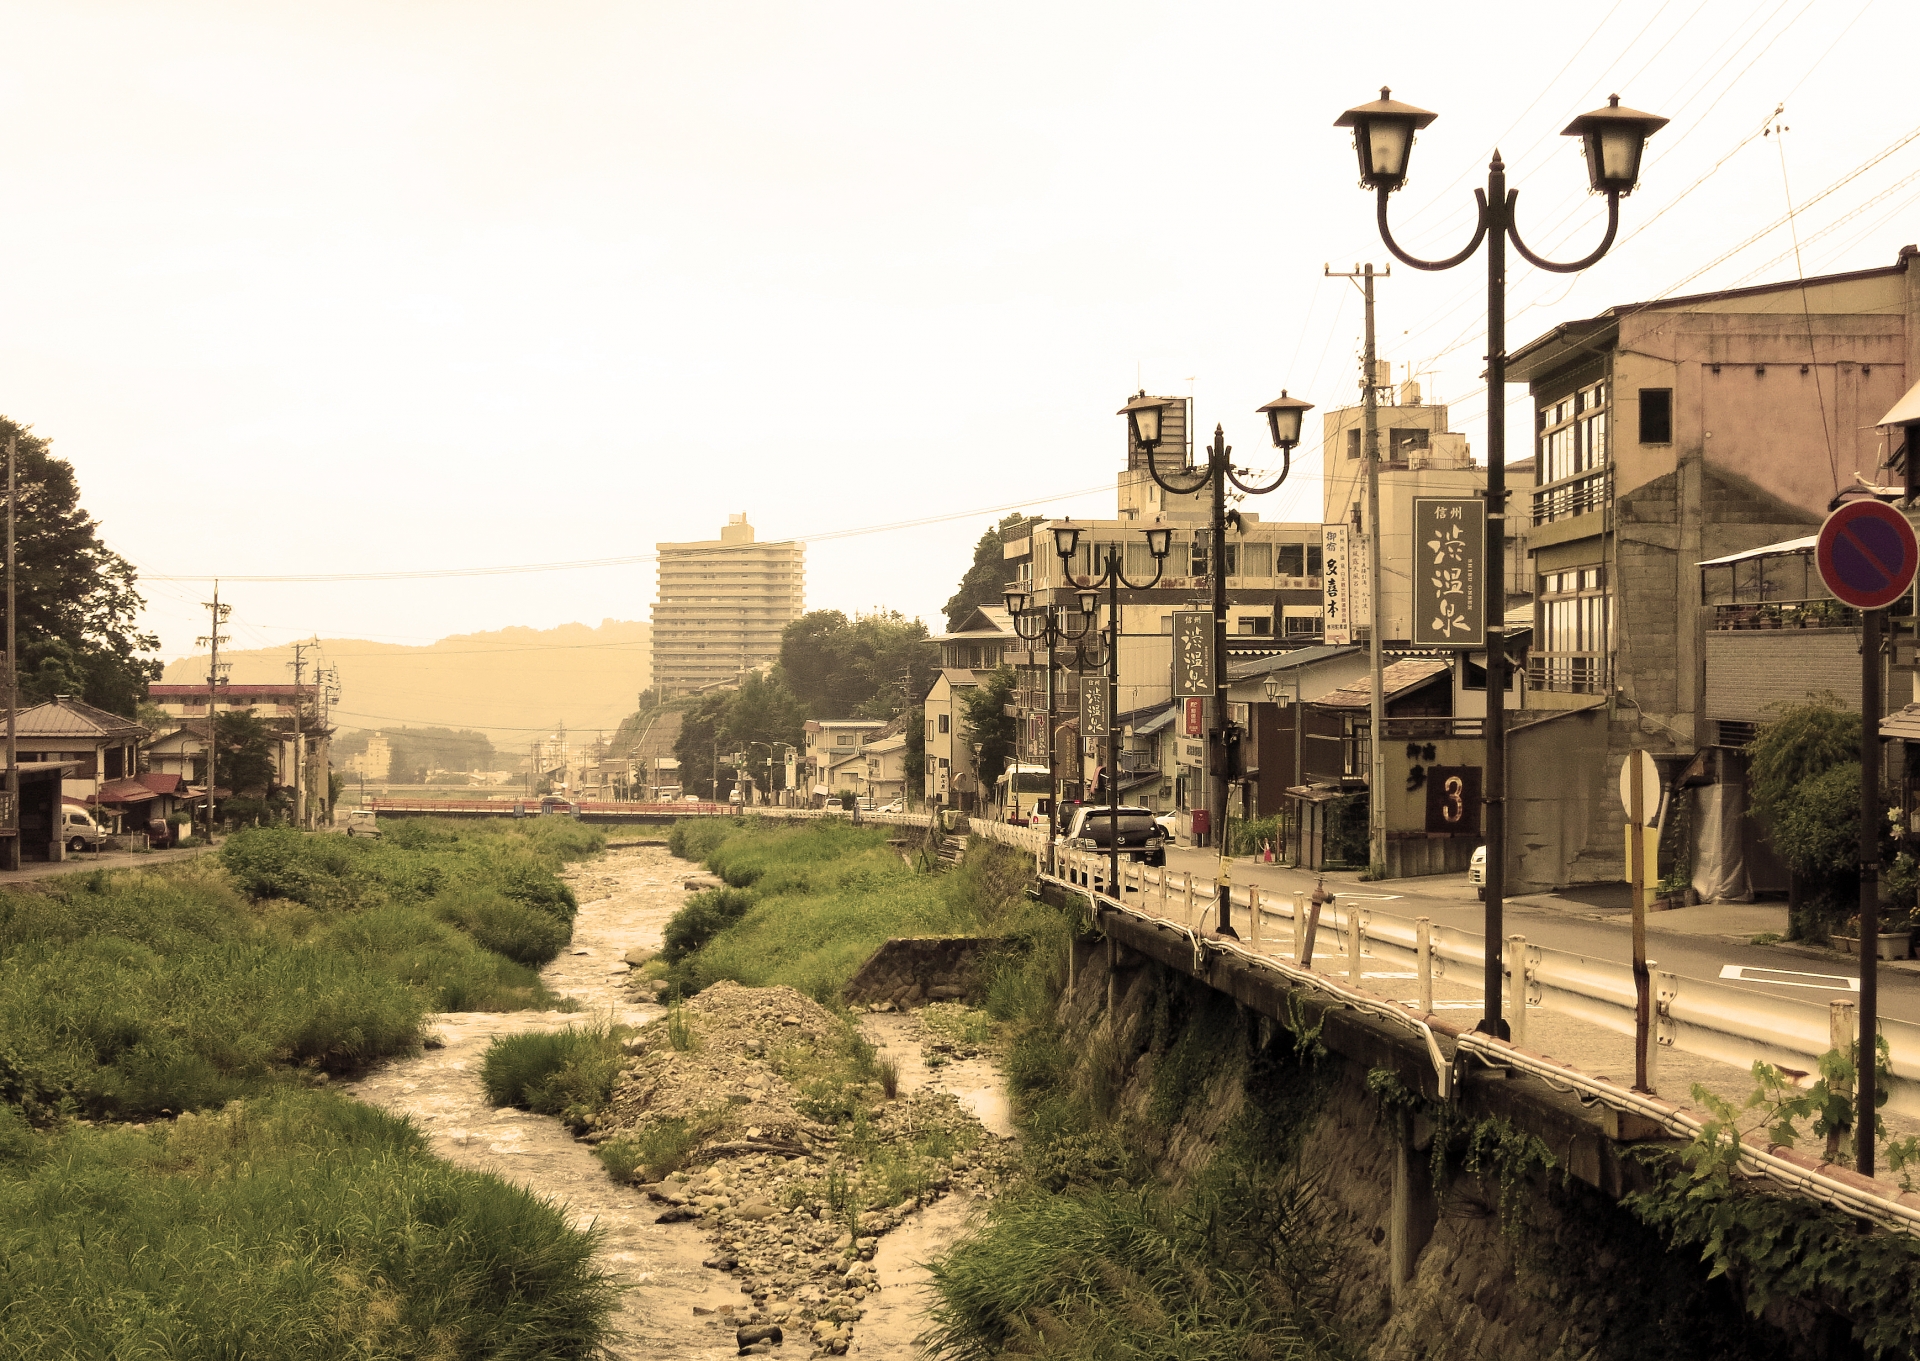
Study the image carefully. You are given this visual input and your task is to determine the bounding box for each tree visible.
[1746,696,1874,941]
[904,705,925,800]
[960,666,1018,794]
[944,513,1036,632]
[720,672,806,793]
[777,610,938,719]
[674,692,735,801]
[0,418,160,715]
[214,709,281,799]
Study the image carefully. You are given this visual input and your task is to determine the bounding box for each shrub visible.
[481,1024,628,1131]
[322,905,557,1013]
[661,887,756,963]
[431,888,572,965]
[593,1110,728,1183]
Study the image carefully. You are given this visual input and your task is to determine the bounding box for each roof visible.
[1312,659,1450,710]
[1884,705,1920,742]
[1698,534,1818,568]
[934,668,981,687]
[148,684,314,698]
[1132,704,1181,737]
[1879,378,1920,429]
[803,719,887,732]
[15,698,149,742]
[939,605,1014,640]
[863,735,906,754]
[1226,644,1364,682]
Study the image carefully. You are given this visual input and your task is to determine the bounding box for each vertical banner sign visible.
[1172,610,1214,698]
[1412,497,1487,647]
[1184,697,1204,737]
[1322,524,1352,645]
[1079,675,1110,737]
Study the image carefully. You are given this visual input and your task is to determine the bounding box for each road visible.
[2,844,212,883]
[1156,844,1920,1025]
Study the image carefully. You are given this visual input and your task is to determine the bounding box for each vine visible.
[1281,991,1327,1064]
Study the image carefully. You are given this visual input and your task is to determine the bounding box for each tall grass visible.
[482,1023,630,1132]
[0,1088,615,1357]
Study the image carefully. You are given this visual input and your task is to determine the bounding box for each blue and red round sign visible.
[1816,499,1919,610]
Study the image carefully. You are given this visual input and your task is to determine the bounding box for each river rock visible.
[655,1205,699,1223]
[736,1323,783,1346]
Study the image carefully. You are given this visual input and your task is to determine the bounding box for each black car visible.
[1057,804,1167,886]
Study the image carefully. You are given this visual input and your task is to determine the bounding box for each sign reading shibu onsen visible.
[1412,497,1486,647]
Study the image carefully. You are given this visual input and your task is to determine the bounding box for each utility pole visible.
[1328,263,1390,871]
[196,587,231,843]
[288,640,315,830]
[4,437,17,872]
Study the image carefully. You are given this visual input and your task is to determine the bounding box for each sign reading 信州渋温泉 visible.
[1322,524,1351,645]
[1412,497,1486,648]
[1079,674,1110,737]
[1172,610,1213,698]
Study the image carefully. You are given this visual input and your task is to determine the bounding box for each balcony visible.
[1532,466,1608,526]
[1527,652,1605,695]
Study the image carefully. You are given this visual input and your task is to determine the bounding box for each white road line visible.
[1719,964,1859,992]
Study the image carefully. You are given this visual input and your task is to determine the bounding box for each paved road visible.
[0,844,212,884]
[1154,845,1920,1024]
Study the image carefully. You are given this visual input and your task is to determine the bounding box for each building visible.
[861,734,907,804]
[345,732,392,780]
[922,670,979,806]
[802,719,887,802]
[1502,244,1920,890]
[13,697,149,804]
[143,682,333,818]
[652,515,805,697]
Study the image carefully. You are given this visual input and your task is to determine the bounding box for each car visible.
[876,798,905,814]
[683,793,702,803]
[1468,843,1487,900]
[539,796,576,816]
[62,806,107,853]
[1055,804,1167,889]
[345,810,382,839]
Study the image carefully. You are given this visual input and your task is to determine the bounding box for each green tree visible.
[720,672,806,793]
[777,610,937,719]
[960,666,1018,794]
[215,710,281,799]
[1747,696,1873,940]
[904,704,926,800]
[943,513,1036,632]
[673,692,735,801]
[0,418,160,715]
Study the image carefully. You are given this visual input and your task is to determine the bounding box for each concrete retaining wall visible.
[840,936,1000,1009]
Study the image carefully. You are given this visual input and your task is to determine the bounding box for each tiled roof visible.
[15,698,148,741]
[1312,659,1451,710]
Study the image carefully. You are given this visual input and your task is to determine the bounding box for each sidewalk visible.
[2,844,212,884]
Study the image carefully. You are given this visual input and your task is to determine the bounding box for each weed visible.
[1750,931,1783,946]
[878,1057,901,1099]
[430,887,572,965]
[666,1004,699,1052]
[595,1109,730,1183]
[481,1023,630,1132]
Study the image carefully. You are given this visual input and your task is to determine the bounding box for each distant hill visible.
[161,620,650,758]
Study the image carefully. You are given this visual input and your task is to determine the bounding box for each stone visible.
[571,948,590,956]
[736,1200,778,1221]
[623,946,657,968]
[656,1206,699,1223]
[736,1324,783,1346]
[704,1254,740,1270]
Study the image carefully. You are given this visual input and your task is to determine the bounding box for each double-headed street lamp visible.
[1119,392,1312,934]
[1005,531,1102,873]
[1008,524,1172,893]
[1337,86,1666,1037]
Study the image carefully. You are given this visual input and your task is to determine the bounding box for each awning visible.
[1132,705,1180,737]
[1697,535,1816,567]
[1879,378,1920,429]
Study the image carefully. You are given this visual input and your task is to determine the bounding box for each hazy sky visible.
[4,1,1914,703]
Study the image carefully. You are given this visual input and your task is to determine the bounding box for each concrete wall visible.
[1509,704,1612,892]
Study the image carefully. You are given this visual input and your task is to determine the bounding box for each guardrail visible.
[1001,830,1920,1233]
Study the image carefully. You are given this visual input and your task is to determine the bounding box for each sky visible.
[3,0,1916,703]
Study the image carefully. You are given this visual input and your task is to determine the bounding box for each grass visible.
[660,817,1042,1003]
[0,1087,615,1357]
[481,1022,631,1133]
[594,1109,732,1184]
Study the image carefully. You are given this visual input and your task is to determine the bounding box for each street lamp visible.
[1007,534,1101,873]
[1123,388,1312,935]
[1336,85,1665,1039]
[1264,669,1305,865]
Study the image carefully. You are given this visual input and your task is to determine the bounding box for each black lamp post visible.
[1121,393,1311,934]
[1080,532,1172,898]
[1005,534,1099,874]
[1337,85,1666,1037]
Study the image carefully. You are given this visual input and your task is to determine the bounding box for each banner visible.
[1079,675,1110,737]
[1172,610,1213,698]
[1412,497,1487,647]
[1322,524,1352,645]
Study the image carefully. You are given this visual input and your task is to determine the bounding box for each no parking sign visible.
[1816,499,1919,609]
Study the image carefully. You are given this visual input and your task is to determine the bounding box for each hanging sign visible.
[1322,524,1352,645]
[1411,497,1487,647]
[1815,499,1919,610]
[1079,675,1110,737]
[1172,610,1213,698]
[1184,697,1204,737]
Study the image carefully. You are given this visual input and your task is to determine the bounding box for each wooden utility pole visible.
[288,639,314,829]
[197,586,230,842]
[4,437,17,872]
[1327,264,1390,870]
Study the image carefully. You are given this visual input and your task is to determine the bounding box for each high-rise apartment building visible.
[651,515,805,697]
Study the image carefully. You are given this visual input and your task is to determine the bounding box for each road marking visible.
[1719,964,1859,992]
[1362,971,1417,978]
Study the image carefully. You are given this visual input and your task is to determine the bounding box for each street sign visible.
[1172,611,1213,697]
[1079,675,1110,736]
[1322,524,1352,645]
[1815,499,1919,610]
[1411,497,1487,647]
[1617,750,1665,828]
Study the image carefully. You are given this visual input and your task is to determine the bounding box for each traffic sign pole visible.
[1859,605,1882,1178]
[1630,751,1651,1093]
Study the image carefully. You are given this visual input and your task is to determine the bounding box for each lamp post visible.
[1121,392,1311,933]
[1337,86,1666,1037]
[1005,532,1100,874]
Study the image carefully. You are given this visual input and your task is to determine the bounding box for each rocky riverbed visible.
[347,838,1013,1359]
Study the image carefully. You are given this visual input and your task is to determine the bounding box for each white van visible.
[63,807,107,853]
[345,810,382,839]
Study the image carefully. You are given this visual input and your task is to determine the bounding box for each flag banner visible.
[1412,497,1486,648]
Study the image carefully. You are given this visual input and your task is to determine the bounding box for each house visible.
[802,719,888,803]
[90,772,194,837]
[1225,644,1370,817]
[861,734,907,804]
[144,683,333,820]
[13,697,149,804]
[1503,243,1920,889]
[922,670,979,807]
[3,761,82,867]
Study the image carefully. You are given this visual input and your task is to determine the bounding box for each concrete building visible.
[802,719,887,801]
[652,515,805,697]
[1503,244,1920,890]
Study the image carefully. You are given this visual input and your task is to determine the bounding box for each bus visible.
[994,763,1053,826]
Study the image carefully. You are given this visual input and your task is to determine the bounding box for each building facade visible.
[652,515,805,697]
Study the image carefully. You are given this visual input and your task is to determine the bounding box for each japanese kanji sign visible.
[1412,497,1486,648]
[1172,611,1213,698]
[1322,524,1352,645]
[1079,675,1110,736]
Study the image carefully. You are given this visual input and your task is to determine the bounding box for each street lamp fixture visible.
[1338,83,1665,1042]
[1054,524,1081,560]
[1076,588,1099,617]
[1003,588,1029,616]
[1144,526,1173,560]
[1119,392,1165,449]
[1257,389,1313,456]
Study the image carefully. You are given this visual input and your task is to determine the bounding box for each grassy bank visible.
[0,818,615,1356]
[658,817,1039,1003]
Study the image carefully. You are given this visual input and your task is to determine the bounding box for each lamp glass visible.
[1145,527,1172,559]
[1365,119,1412,182]
[1076,589,1098,617]
[1263,674,1284,702]
[1267,405,1303,449]
[1598,126,1638,184]
[1132,403,1162,446]
[1003,589,1029,616]
[1055,525,1080,560]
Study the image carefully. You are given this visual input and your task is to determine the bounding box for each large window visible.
[1538,380,1609,485]
[1534,567,1609,693]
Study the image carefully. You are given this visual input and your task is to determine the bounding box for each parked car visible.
[1468,843,1487,900]
[345,810,382,839]
[683,793,702,803]
[62,806,107,853]
[1056,804,1167,889]
[539,796,575,816]
[877,798,905,814]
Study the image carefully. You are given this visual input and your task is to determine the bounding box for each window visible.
[1346,428,1361,460]
[1284,614,1320,637]
[1236,615,1273,636]
[1538,380,1608,484]
[938,714,950,734]
[1389,428,1430,461]
[1639,387,1672,444]
[1535,567,1609,693]
[938,757,949,769]
[1240,543,1272,577]
[836,734,854,746]
[1277,543,1305,577]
